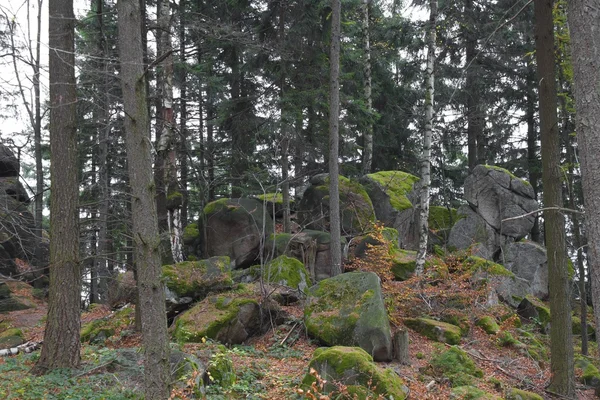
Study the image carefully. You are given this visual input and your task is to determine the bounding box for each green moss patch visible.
[81,306,135,344]
[484,165,531,186]
[430,346,483,387]
[404,317,462,345]
[575,357,600,386]
[476,316,500,335]
[173,289,260,344]
[464,256,514,277]
[203,198,230,215]
[429,206,458,231]
[450,386,500,399]
[507,388,543,400]
[261,255,311,291]
[365,171,419,211]
[390,249,417,281]
[301,346,407,400]
[162,256,233,298]
[182,223,200,245]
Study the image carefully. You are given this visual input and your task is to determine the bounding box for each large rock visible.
[301,346,408,399]
[464,165,537,239]
[361,171,421,250]
[304,271,393,361]
[502,241,548,300]
[203,198,272,269]
[266,230,346,282]
[162,256,234,315]
[0,144,19,177]
[259,255,311,291]
[448,205,502,260]
[297,174,375,236]
[172,287,262,345]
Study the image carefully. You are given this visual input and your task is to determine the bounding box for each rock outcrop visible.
[297,174,375,236]
[203,198,272,269]
[448,165,547,303]
[304,271,393,361]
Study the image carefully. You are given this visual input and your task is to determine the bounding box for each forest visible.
[1,0,600,399]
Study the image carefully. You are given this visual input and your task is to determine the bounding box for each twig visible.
[74,359,116,378]
[502,207,583,223]
[280,322,299,346]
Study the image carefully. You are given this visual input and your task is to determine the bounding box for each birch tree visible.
[416,0,437,275]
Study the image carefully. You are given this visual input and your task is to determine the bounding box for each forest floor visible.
[1,262,599,399]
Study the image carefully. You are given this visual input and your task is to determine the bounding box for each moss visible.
[162,256,233,298]
[267,233,292,256]
[441,313,470,336]
[450,386,499,399]
[390,249,417,281]
[381,227,399,248]
[262,255,311,291]
[173,295,259,343]
[464,256,514,277]
[572,315,595,338]
[254,192,291,204]
[476,316,500,335]
[428,206,458,231]
[497,331,519,347]
[483,165,531,186]
[575,357,600,386]
[81,306,135,343]
[524,296,551,327]
[506,388,544,400]
[302,346,407,400]
[430,346,483,387]
[366,171,419,211]
[182,223,200,245]
[203,198,230,215]
[404,317,462,345]
[0,328,23,340]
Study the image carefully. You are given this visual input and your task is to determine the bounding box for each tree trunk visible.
[179,0,188,227]
[361,0,373,175]
[526,61,541,243]
[568,0,600,365]
[416,0,437,275]
[534,0,575,396]
[464,0,482,171]
[32,0,81,374]
[328,0,342,276]
[117,0,171,397]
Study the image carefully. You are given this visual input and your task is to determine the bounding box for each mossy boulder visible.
[266,230,347,282]
[506,388,544,400]
[517,296,550,331]
[390,249,417,281]
[80,306,135,344]
[203,198,273,269]
[450,386,500,399]
[182,222,200,245]
[253,192,293,219]
[162,256,233,314]
[301,346,408,400]
[260,255,311,291]
[304,271,393,361]
[0,327,24,348]
[575,357,600,387]
[404,317,462,345]
[297,174,375,236]
[429,206,458,231]
[0,282,31,313]
[572,315,595,339]
[173,287,261,345]
[465,256,514,277]
[430,346,483,387]
[360,171,420,250]
[475,316,500,334]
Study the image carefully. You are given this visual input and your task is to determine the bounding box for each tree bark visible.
[328,0,342,276]
[361,0,373,175]
[534,0,575,396]
[416,0,437,275]
[568,0,600,364]
[32,0,81,374]
[464,0,483,171]
[117,0,171,397]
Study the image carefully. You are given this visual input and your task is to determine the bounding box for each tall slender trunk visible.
[567,0,600,367]
[534,0,575,395]
[526,61,541,243]
[279,5,291,234]
[416,0,437,275]
[361,0,373,175]
[32,0,81,374]
[179,0,188,227]
[464,0,482,170]
[117,0,170,396]
[329,0,342,276]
